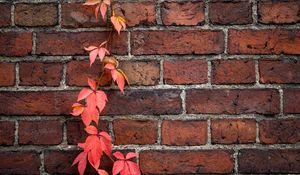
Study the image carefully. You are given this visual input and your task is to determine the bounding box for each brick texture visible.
[0,32,32,56]
[0,121,15,145]
[284,89,300,114]
[0,63,15,86]
[0,3,11,27]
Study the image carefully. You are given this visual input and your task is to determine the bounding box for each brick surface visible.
[211,119,256,144]
[259,119,300,144]
[186,89,280,114]
[164,59,207,85]
[228,29,300,55]
[15,3,58,26]
[113,120,158,145]
[0,32,32,56]
[260,60,300,84]
[36,32,127,55]
[284,89,300,114]
[0,62,15,86]
[162,120,207,146]
[209,1,252,24]
[140,150,234,174]
[19,120,63,145]
[19,62,63,86]
[212,59,255,84]
[131,30,224,55]
[161,1,204,26]
[258,1,300,24]
[0,121,14,145]
[239,149,300,173]
[0,3,11,27]
[0,151,40,174]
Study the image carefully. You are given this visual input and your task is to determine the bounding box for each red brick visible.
[212,59,255,84]
[19,120,63,145]
[36,32,127,55]
[140,150,234,174]
[258,1,300,24]
[113,120,157,145]
[115,2,156,27]
[228,29,300,55]
[104,90,182,115]
[0,121,14,145]
[0,151,40,174]
[0,62,15,86]
[131,30,224,55]
[211,119,256,144]
[66,120,109,144]
[61,3,106,28]
[260,60,300,84]
[239,149,300,173]
[164,59,207,85]
[284,89,300,114]
[209,1,252,24]
[0,4,11,27]
[0,32,32,56]
[19,62,63,86]
[15,3,58,26]
[162,120,207,146]
[259,119,300,144]
[186,89,280,114]
[161,1,204,26]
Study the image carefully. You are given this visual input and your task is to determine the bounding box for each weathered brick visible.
[209,1,252,24]
[140,150,234,174]
[115,2,156,27]
[161,1,204,26]
[131,30,224,55]
[239,149,300,173]
[0,62,15,86]
[186,89,280,114]
[0,121,14,145]
[258,0,300,24]
[0,151,40,174]
[19,120,63,145]
[260,60,300,84]
[211,119,256,144]
[0,3,11,27]
[19,62,63,86]
[212,59,255,84]
[259,119,300,144]
[36,32,127,55]
[164,59,207,85]
[113,120,157,145]
[15,3,58,26]
[284,89,300,114]
[228,29,300,55]
[66,120,109,144]
[162,120,207,146]
[0,32,32,56]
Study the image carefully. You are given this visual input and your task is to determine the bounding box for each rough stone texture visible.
[164,59,207,85]
[260,60,300,84]
[209,1,252,24]
[113,120,158,145]
[284,89,300,114]
[162,120,207,146]
[239,149,300,173]
[0,3,11,27]
[140,150,234,174]
[131,30,224,55]
[186,89,280,114]
[161,1,205,26]
[19,62,63,86]
[258,0,300,24]
[15,3,58,26]
[0,63,15,86]
[0,32,32,56]
[212,59,255,84]
[211,119,256,144]
[0,121,15,145]
[259,119,300,144]
[228,29,300,55]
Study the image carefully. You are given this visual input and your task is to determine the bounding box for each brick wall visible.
[0,0,299,174]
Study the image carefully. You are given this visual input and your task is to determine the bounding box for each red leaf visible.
[86,93,97,114]
[95,4,101,21]
[99,132,112,156]
[88,78,97,90]
[113,151,125,160]
[89,49,98,66]
[104,63,115,70]
[96,90,108,113]
[98,169,109,175]
[72,152,88,175]
[83,0,101,6]
[84,46,98,51]
[125,152,137,160]
[81,109,93,126]
[113,160,125,175]
[127,161,141,175]
[88,142,102,170]
[71,103,85,116]
[120,162,130,175]
[111,69,125,94]
[100,3,107,20]
[85,125,98,135]
[77,88,93,102]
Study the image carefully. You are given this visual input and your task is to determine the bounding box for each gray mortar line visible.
[14,120,19,146]
[180,90,186,114]
[157,119,162,145]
